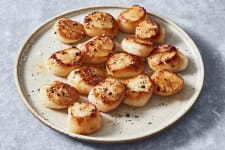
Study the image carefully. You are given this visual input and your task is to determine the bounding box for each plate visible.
[14,6,204,143]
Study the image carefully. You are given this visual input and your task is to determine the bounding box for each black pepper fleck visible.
[126,113,130,117]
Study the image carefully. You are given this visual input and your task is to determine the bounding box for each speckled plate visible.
[14,6,204,143]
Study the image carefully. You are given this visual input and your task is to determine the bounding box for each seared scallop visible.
[123,74,153,107]
[67,66,105,95]
[121,36,154,57]
[68,101,102,135]
[151,70,184,96]
[84,11,118,37]
[117,5,148,33]
[88,78,125,112]
[106,52,144,78]
[54,18,85,44]
[46,47,82,77]
[40,81,79,109]
[77,35,115,64]
[135,20,166,44]
[147,44,188,72]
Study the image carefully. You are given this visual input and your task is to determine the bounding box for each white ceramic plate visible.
[14,6,204,143]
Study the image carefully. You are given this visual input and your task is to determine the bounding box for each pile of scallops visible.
[40,5,188,135]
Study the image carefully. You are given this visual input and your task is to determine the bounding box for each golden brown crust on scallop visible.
[136,20,160,39]
[69,101,98,118]
[151,70,184,96]
[68,101,102,134]
[135,20,166,44]
[77,66,105,85]
[67,66,105,95]
[147,44,188,72]
[77,35,115,64]
[88,78,125,112]
[41,81,79,108]
[92,79,125,104]
[106,52,144,78]
[124,74,153,98]
[117,5,148,33]
[123,74,153,106]
[118,5,147,22]
[84,12,118,37]
[49,48,82,66]
[46,47,82,77]
[54,18,85,43]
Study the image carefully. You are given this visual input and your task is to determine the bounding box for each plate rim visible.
[14,6,205,143]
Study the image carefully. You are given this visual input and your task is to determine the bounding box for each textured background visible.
[1,0,225,149]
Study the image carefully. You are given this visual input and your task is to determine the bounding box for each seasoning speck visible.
[125,113,130,117]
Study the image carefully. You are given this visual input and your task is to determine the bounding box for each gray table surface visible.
[1,0,225,149]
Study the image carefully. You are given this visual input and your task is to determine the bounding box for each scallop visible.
[135,20,166,44]
[68,101,102,134]
[123,74,153,107]
[40,81,79,109]
[88,78,125,112]
[46,47,82,77]
[151,70,184,96]
[77,35,115,64]
[67,66,105,95]
[147,44,188,72]
[54,18,85,43]
[84,11,118,37]
[106,52,144,78]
